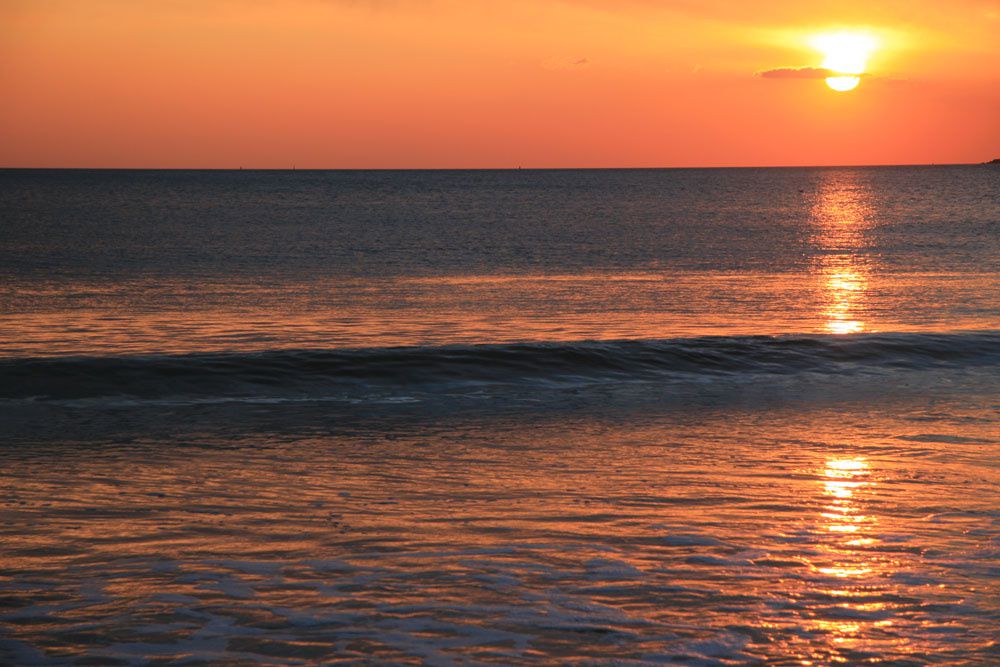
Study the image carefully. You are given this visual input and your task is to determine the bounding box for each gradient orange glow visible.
[1,0,998,168]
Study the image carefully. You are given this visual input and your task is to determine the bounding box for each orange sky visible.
[1,0,998,168]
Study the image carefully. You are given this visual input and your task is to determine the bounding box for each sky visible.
[1,0,998,168]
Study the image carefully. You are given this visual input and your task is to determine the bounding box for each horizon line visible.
[0,161,991,172]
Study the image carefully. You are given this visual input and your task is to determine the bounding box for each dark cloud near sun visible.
[758,68,910,87]
[758,67,833,80]
[541,56,591,70]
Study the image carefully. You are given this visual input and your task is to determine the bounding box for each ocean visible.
[1,166,998,665]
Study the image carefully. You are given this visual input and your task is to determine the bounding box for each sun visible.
[811,31,878,92]
[825,75,861,92]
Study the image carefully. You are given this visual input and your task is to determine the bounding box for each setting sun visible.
[825,76,861,92]
[2,1,1000,664]
[812,31,879,92]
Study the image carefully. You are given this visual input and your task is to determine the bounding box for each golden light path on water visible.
[810,457,881,653]
[811,170,875,335]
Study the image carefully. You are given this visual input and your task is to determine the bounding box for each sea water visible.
[1,166,998,664]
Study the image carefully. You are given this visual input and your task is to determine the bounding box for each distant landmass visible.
[988,158,1000,164]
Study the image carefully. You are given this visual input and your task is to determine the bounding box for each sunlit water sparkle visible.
[1,166,998,665]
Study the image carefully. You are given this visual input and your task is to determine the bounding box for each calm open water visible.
[1,166,998,665]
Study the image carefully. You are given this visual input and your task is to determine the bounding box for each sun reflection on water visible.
[810,174,877,335]
[809,456,889,650]
[823,459,869,511]
[818,458,873,576]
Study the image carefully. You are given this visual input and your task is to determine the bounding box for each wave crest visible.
[2,332,998,402]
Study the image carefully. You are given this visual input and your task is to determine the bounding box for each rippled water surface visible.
[4,389,999,665]
[1,166,998,665]
[2,166,998,355]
